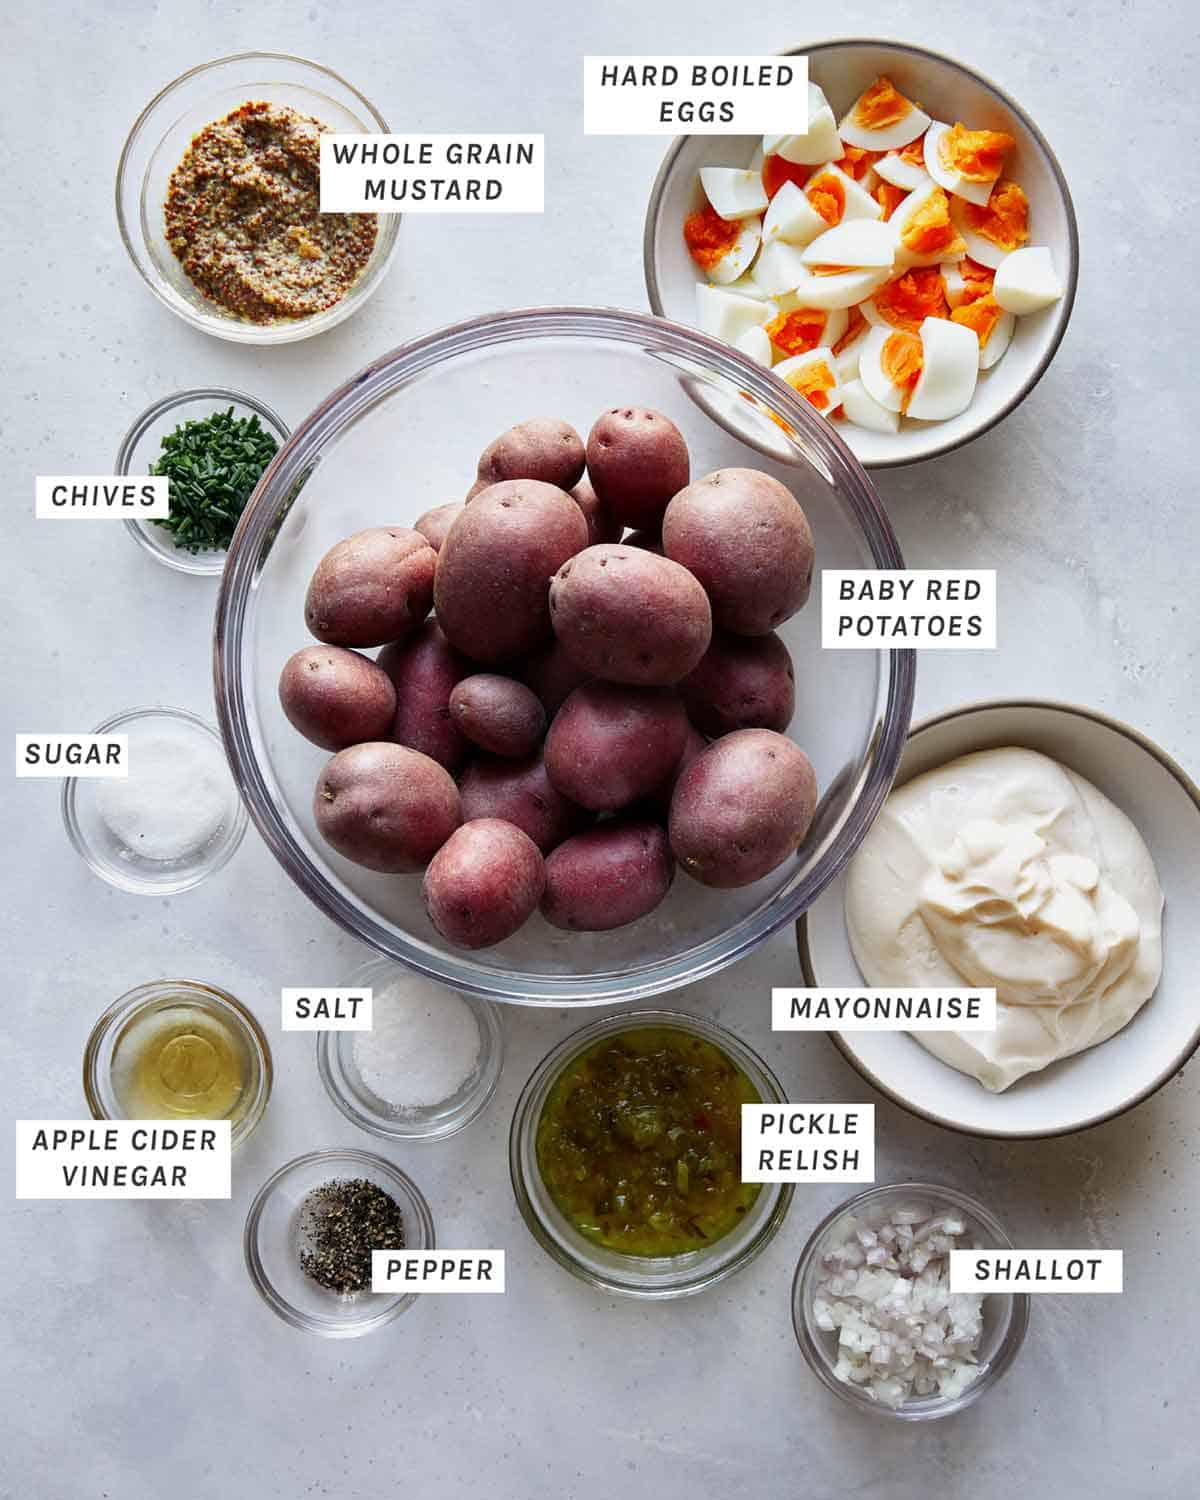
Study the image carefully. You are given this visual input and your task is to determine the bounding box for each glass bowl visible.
[791,1182,1030,1420]
[509,1008,793,1299]
[61,706,247,894]
[213,306,914,1005]
[317,958,504,1140]
[117,388,290,576]
[244,1148,435,1337]
[83,978,272,1149]
[115,51,400,343]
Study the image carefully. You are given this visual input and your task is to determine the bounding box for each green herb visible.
[149,406,279,554]
[297,1178,406,1295]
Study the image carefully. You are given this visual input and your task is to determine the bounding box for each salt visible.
[353,978,482,1111]
[97,730,233,861]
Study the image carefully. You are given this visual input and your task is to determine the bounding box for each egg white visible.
[907,316,979,420]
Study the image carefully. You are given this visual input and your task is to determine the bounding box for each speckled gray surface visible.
[4,2,1199,1496]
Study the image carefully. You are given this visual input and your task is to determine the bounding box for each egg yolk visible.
[950,292,1005,348]
[874,182,909,221]
[962,180,1030,250]
[783,360,838,411]
[766,308,827,356]
[683,202,742,269]
[807,172,846,226]
[835,144,880,181]
[938,123,1015,184]
[852,76,913,130]
[762,154,812,200]
[899,185,961,256]
[881,331,924,410]
[957,257,996,303]
[899,133,927,167]
[831,305,867,357]
[872,266,949,330]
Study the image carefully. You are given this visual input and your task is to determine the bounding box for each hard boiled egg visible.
[805,161,883,227]
[833,318,871,383]
[786,263,892,310]
[858,324,923,411]
[699,166,769,220]
[890,180,966,269]
[941,257,994,308]
[840,377,902,433]
[949,181,1030,270]
[705,216,763,285]
[993,246,1063,314]
[696,283,775,344]
[763,83,843,166]
[949,293,1016,370]
[762,180,828,248]
[765,302,848,357]
[735,324,774,367]
[750,237,810,296]
[838,76,931,152]
[800,219,897,270]
[924,123,998,207]
[875,152,931,192]
[774,347,844,414]
[907,316,979,420]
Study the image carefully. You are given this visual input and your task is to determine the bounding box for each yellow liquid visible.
[113,1003,249,1122]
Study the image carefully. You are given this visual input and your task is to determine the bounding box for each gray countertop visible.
[5,2,1198,1496]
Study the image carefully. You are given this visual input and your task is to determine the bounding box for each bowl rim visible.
[508,1006,795,1298]
[243,1146,436,1336]
[60,703,248,893]
[796,695,1200,1139]
[114,49,400,344]
[642,35,1080,470]
[82,976,273,1147]
[790,1179,1030,1420]
[316,958,505,1141]
[116,386,291,576]
[212,303,916,1005]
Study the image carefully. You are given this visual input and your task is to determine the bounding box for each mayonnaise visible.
[845,747,1164,1091]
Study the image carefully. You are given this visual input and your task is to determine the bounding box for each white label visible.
[281,987,372,1031]
[371,1250,506,1293]
[15,1120,231,1199]
[35,476,170,520]
[821,569,997,648]
[320,134,543,213]
[15,734,128,778]
[949,1249,1123,1294]
[741,1104,874,1183]
[772,988,997,1032]
[584,55,808,134]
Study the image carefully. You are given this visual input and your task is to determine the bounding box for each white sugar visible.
[97,730,232,861]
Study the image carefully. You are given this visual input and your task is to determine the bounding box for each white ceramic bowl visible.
[798,700,1200,1137]
[644,39,1078,468]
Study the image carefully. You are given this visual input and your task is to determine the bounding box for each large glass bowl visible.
[214,306,914,1005]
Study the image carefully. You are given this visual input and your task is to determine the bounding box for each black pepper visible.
[297,1177,406,1294]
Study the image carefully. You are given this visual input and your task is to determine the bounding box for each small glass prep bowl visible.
[61,706,247,894]
[83,979,272,1149]
[317,958,504,1141]
[117,388,290,576]
[244,1148,435,1337]
[792,1182,1029,1421]
[214,306,914,1005]
[510,1009,794,1299]
[116,52,400,343]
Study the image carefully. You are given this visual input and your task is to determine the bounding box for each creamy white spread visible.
[845,747,1164,1091]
